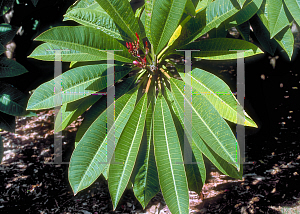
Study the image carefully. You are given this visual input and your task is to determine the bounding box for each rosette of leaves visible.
[26,0,298,212]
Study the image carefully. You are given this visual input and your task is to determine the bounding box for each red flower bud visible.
[126,42,129,48]
[135,32,139,42]
[129,42,133,51]
[133,60,143,68]
[142,56,147,64]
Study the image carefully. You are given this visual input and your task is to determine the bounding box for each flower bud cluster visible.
[126,33,149,68]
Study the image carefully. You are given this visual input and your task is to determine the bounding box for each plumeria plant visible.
[26,0,299,212]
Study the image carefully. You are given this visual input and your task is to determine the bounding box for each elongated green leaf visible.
[250,13,278,55]
[0,57,28,77]
[146,0,187,54]
[195,0,212,12]
[29,43,104,62]
[69,87,138,194]
[267,0,289,38]
[0,82,28,116]
[274,27,294,60]
[27,64,131,110]
[109,94,148,210]
[284,0,300,27]
[0,134,3,163]
[0,111,15,133]
[132,102,160,209]
[64,8,130,41]
[170,78,240,169]
[164,91,206,195]
[95,0,140,41]
[33,26,135,63]
[176,38,263,60]
[153,92,189,214]
[166,89,242,179]
[178,68,257,127]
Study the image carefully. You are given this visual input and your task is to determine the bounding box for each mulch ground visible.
[0,108,300,214]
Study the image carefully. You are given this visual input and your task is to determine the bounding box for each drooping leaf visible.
[109,94,148,210]
[132,102,160,209]
[26,64,131,110]
[166,88,242,179]
[69,87,138,195]
[236,20,250,41]
[178,68,257,127]
[0,82,28,116]
[267,0,290,38]
[95,0,140,41]
[176,38,263,60]
[274,27,294,60]
[145,0,187,54]
[250,13,278,55]
[64,8,130,41]
[284,0,300,27]
[33,26,135,63]
[0,57,28,78]
[0,111,15,133]
[170,78,240,170]
[153,92,189,214]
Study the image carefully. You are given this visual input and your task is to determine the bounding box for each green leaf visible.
[195,0,212,12]
[74,76,136,147]
[0,111,15,133]
[170,0,243,50]
[170,78,240,170]
[0,134,3,163]
[0,44,5,55]
[33,26,135,63]
[165,88,242,179]
[26,64,131,110]
[267,0,290,38]
[64,8,130,41]
[0,57,28,78]
[0,0,14,16]
[109,94,148,210]
[28,43,104,62]
[237,0,247,8]
[31,0,39,7]
[185,0,196,17]
[176,38,263,60]
[0,82,28,116]
[250,13,278,55]
[0,23,18,45]
[164,91,206,195]
[284,0,300,27]
[236,21,250,41]
[178,68,257,127]
[146,0,187,54]
[132,102,160,209]
[95,0,140,41]
[54,95,101,133]
[274,26,294,60]
[69,87,138,195]
[153,92,189,214]
[224,0,263,29]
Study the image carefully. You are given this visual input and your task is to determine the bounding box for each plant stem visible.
[145,75,152,93]
[160,68,171,79]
